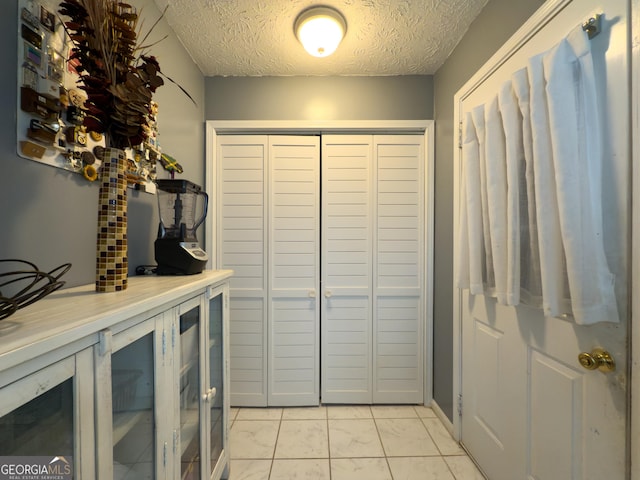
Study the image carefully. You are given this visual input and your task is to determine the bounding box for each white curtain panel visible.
[457,112,484,295]
[457,25,619,325]
[511,67,543,307]
[471,104,497,293]
[484,96,509,305]
[498,79,523,306]
[527,51,571,318]
[542,27,618,324]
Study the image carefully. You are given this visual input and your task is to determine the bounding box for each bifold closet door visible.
[321,136,374,403]
[373,135,424,404]
[218,136,269,406]
[267,136,320,406]
[218,135,320,407]
[321,135,424,404]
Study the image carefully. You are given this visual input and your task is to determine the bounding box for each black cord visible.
[135,265,157,275]
[0,260,72,320]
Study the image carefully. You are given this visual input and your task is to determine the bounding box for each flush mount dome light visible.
[295,6,347,57]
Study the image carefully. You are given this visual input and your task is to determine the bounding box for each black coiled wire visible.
[0,260,71,320]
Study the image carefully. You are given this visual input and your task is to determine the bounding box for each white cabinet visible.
[0,271,232,480]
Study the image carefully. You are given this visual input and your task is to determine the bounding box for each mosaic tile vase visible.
[96,148,128,292]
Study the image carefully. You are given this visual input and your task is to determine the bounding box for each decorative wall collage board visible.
[16,0,160,193]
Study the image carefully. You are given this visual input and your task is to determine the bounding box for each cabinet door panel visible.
[208,287,225,476]
[178,301,202,480]
[111,328,156,479]
[0,360,74,455]
[0,352,93,478]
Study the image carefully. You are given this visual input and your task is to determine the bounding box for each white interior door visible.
[454,1,630,479]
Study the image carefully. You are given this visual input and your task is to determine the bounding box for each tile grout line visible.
[371,407,396,480]
[325,407,332,480]
[268,408,284,479]
[420,413,445,456]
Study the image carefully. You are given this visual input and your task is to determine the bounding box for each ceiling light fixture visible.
[294,6,347,58]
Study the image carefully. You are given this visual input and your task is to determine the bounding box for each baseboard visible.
[429,399,455,437]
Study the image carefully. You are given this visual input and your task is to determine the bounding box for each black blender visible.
[154,179,208,275]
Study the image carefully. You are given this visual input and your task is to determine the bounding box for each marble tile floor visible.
[228,405,486,480]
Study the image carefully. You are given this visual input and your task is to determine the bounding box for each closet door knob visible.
[308,290,316,298]
[325,290,332,298]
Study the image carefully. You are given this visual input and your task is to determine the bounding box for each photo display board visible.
[16,0,159,193]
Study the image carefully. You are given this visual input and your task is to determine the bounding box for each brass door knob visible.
[578,348,615,372]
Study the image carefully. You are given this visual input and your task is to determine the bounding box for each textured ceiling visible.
[152,0,489,77]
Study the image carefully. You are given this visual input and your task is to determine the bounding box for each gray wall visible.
[2,0,205,288]
[205,76,434,120]
[432,0,545,420]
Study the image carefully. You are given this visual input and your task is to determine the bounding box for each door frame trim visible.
[630,0,639,478]
[453,0,636,476]
[205,119,435,406]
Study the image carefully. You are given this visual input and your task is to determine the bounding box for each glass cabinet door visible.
[179,304,201,480]
[0,376,74,457]
[111,330,155,479]
[208,291,224,473]
[0,353,90,478]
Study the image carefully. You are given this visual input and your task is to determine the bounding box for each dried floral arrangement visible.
[58,0,168,150]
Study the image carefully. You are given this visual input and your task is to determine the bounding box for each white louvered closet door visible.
[218,136,269,406]
[268,136,320,406]
[373,136,424,404]
[321,135,424,404]
[321,136,374,403]
[221,134,423,406]
[219,135,320,407]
